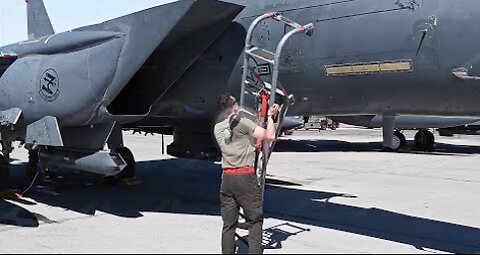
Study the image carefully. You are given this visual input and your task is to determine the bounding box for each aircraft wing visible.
[73,0,244,119]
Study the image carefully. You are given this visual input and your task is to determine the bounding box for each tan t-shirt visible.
[214,117,258,169]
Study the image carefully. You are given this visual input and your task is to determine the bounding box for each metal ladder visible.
[239,12,314,197]
[235,12,314,246]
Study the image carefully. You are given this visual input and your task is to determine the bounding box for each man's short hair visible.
[218,94,236,112]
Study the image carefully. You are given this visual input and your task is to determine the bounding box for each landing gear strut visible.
[382,116,400,151]
[415,129,435,152]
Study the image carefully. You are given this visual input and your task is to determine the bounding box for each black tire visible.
[415,130,435,151]
[115,147,136,179]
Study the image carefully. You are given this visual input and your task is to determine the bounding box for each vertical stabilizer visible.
[26,0,54,40]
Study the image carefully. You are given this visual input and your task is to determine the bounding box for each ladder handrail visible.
[269,23,314,107]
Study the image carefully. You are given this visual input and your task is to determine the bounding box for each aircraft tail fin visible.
[26,0,55,40]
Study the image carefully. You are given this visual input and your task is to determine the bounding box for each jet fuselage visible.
[150,0,480,119]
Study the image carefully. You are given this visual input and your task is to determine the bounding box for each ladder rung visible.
[244,80,260,89]
[246,47,275,63]
[263,81,286,97]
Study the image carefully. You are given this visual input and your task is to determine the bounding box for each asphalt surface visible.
[1,128,480,254]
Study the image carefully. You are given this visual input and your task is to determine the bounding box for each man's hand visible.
[268,104,280,118]
[253,104,281,142]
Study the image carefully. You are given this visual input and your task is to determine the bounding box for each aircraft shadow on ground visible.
[274,138,480,156]
[0,158,473,253]
[0,163,44,228]
[0,199,39,228]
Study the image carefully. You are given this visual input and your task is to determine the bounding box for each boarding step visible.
[245,47,275,64]
[263,81,286,98]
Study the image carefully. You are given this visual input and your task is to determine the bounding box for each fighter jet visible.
[0,0,244,187]
[127,0,480,159]
[3,0,480,185]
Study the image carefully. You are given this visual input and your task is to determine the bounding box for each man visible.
[214,94,279,254]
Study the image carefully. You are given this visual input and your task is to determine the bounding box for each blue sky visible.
[0,0,177,46]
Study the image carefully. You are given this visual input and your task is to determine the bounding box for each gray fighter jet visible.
[0,0,244,187]
[2,0,480,186]
[127,0,480,159]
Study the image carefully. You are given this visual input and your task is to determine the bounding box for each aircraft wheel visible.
[415,129,435,151]
[391,131,406,151]
[115,147,136,179]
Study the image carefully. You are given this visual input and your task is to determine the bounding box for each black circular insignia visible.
[39,68,60,102]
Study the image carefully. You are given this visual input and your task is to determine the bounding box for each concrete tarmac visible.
[1,128,480,254]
